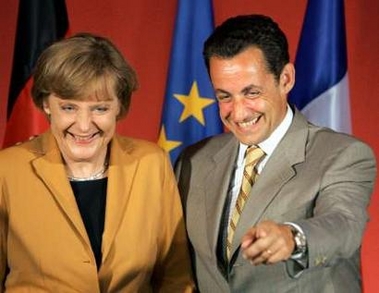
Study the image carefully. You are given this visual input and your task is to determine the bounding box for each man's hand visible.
[240,220,295,265]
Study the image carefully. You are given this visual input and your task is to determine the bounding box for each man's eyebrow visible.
[241,84,262,95]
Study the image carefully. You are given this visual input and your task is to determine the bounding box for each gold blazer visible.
[0,131,194,292]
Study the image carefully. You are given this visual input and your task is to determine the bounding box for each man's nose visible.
[231,98,248,120]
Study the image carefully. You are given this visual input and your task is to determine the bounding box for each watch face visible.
[287,224,307,255]
[294,231,307,252]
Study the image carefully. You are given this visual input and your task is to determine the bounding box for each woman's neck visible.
[64,150,110,181]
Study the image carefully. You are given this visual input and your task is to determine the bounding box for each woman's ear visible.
[280,63,295,94]
[42,100,51,116]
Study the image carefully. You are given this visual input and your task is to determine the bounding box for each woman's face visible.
[43,87,120,165]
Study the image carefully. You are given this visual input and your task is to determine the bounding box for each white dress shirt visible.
[227,104,293,224]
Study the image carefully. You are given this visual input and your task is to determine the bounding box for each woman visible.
[0,33,194,292]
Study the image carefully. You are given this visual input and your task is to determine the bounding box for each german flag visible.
[3,0,69,148]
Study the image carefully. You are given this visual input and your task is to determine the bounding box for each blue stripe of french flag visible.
[289,0,351,134]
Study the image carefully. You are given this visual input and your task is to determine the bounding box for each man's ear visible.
[280,63,295,94]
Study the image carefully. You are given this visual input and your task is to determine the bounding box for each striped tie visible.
[226,146,265,260]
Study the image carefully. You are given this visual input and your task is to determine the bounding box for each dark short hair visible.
[203,14,289,81]
[32,33,138,118]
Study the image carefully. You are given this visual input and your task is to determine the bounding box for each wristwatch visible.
[289,226,307,255]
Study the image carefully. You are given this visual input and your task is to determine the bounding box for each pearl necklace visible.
[68,163,109,182]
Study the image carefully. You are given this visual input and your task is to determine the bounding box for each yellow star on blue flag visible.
[158,125,182,153]
[174,81,216,125]
[158,0,223,164]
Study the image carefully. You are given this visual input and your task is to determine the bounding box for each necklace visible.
[68,163,109,182]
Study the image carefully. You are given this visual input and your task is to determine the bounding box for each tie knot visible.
[245,146,265,166]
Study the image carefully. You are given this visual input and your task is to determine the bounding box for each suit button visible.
[314,256,327,266]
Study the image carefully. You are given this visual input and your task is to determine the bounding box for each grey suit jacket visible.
[175,108,376,293]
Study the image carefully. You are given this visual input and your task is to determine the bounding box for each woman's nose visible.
[76,110,92,131]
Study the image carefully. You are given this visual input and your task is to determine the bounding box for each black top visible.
[70,178,107,269]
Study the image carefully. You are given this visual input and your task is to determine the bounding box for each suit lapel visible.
[205,136,239,254]
[32,133,90,247]
[101,136,137,261]
[230,109,309,257]
[231,155,296,254]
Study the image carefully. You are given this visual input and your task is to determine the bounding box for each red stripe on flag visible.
[3,78,49,147]
[2,0,69,149]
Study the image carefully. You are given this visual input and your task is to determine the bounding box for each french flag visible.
[290,0,351,134]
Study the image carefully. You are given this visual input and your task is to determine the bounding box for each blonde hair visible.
[32,33,138,118]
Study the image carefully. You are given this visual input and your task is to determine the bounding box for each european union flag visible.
[158,0,223,164]
[289,0,351,133]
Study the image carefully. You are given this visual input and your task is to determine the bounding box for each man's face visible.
[209,47,294,145]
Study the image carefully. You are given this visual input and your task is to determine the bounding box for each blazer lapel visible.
[101,136,138,261]
[231,109,309,257]
[32,133,90,247]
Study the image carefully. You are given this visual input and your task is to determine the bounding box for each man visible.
[175,14,376,292]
